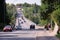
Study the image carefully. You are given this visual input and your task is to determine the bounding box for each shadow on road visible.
[36,36,59,40]
[0,37,35,40]
[0,35,17,37]
[0,36,59,40]
[15,28,44,31]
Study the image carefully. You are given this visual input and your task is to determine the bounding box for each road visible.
[0,30,59,40]
[0,30,37,40]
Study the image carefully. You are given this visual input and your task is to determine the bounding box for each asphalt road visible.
[0,30,59,40]
[0,30,36,40]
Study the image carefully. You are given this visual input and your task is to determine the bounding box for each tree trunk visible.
[0,0,11,30]
[0,0,10,24]
[0,0,5,23]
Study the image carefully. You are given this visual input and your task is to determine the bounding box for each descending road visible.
[15,7,36,29]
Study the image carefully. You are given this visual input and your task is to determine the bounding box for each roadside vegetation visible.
[56,34,60,38]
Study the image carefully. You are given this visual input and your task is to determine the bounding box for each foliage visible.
[40,0,60,26]
[51,9,60,26]
[22,3,40,24]
[0,23,6,30]
[40,0,60,20]
[39,20,48,26]
[56,34,60,38]
[6,4,16,25]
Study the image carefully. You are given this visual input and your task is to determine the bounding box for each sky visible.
[5,0,41,5]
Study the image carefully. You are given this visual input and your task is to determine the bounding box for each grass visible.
[56,34,60,38]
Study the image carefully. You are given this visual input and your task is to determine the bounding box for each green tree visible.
[6,4,16,25]
[51,9,60,26]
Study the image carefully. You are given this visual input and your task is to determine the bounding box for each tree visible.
[40,0,60,26]
[6,4,16,25]
[23,3,31,7]
[51,9,60,26]
[40,0,56,20]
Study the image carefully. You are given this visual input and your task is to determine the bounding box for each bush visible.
[39,20,48,26]
[56,34,60,38]
[0,23,6,30]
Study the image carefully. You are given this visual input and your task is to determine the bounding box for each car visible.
[15,26,22,30]
[3,25,12,32]
[21,22,23,24]
[30,24,35,30]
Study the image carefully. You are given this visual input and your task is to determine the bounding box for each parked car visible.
[3,25,12,32]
